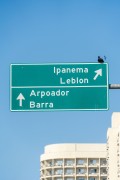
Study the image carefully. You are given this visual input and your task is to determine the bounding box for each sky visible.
[0,0,120,180]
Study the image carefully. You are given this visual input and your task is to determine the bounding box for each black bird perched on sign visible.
[98,56,104,63]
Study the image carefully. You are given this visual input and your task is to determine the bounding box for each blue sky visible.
[0,0,120,180]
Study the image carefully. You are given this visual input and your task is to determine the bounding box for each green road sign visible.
[10,63,109,111]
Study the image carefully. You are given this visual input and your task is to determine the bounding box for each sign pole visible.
[109,84,120,89]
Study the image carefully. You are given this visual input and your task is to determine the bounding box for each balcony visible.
[77,178,87,180]
[65,170,74,176]
[88,177,99,180]
[65,178,75,180]
[76,159,87,167]
[88,160,99,167]
[76,168,87,176]
[54,169,63,176]
[100,159,107,167]
[65,160,74,167]
[100,178,107,180]
[88,168,99,176]
[54,160,63,167]
[100,173,107,176]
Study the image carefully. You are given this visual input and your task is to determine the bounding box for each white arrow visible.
[16,93,25,107]
[93,69,102,80]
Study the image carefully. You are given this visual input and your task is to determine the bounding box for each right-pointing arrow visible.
[93,69,102,80]
[16,93,25,107]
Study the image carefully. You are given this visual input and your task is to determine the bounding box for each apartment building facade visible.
[107,112,120,180]
[40,144,107,180]
[40,112,120,180]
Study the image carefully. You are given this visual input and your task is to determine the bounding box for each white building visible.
[40,144,107,180]
[107,112,120,180]
[40,112,120,180]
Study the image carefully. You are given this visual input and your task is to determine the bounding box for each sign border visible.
[10,63,109,111]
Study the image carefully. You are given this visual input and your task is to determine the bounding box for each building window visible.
[55,169,63,175]
[89,159,97,165]
[56,178,62,180]
[65,160,74,166]
[46,178,52,180]
[65,169,74,175]
[102,178,107,180]
[65,178,74,180]
[78,168,86,174]
[89,178,97,180]
[89,168,97,174]
[47,161,53,167]
[101,168,107,174]
[101,159,107,165]
[55,160,63,166]
[47,170,53,176]
[77,159,86,165]
[78,178,86,180]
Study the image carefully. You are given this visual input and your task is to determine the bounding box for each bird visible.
[98,56,104,63]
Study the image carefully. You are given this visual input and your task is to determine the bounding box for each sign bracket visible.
[109,84,120,89]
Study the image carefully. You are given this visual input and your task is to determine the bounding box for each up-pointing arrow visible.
[16,93,25,107]
[93,69,102,80]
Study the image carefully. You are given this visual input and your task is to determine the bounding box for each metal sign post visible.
[109,84,120,89]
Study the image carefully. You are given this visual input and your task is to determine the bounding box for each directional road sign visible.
[10,63,109,111]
